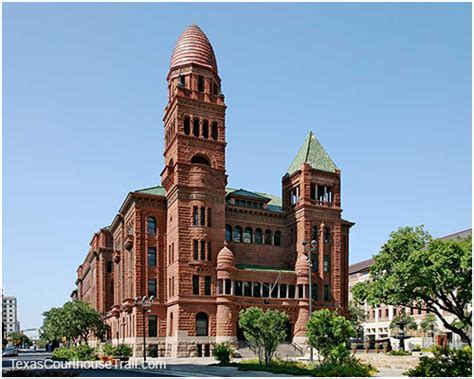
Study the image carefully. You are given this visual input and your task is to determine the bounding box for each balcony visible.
[312,200,335,208]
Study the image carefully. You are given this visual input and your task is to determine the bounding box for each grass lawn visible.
[237,358,378,377]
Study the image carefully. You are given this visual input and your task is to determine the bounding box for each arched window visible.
[264,230,273,245]
[191,155,211,166]
[169,313,174,337]
[193,118,200,137]
[147,217,156,234]
[233,226,242,243]
[183,116,190,135]
[243,227,253,243]
[225,225,233,242]
[255,228,263,244]
[202,120,209,139]
[211,121,218,140]
[196,312,208,336]
[274,231,282,246]
[324,227,330,243]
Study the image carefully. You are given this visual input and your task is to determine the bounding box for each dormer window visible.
[198,76,205,92]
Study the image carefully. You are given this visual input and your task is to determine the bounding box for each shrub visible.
[100,342,115,357]
[238,357,377,377]
[411,344,421,352]
[51,347,74,361]
[405,345,472,377]
[238,359,314,376]
[71,344,96,361]
[306,309,356,364]
[113,344,133,358]
[212,343,234,366]
[314,356,377,377]
[388,349,411,356]
[51,345,96,361]
[239,307,288,366]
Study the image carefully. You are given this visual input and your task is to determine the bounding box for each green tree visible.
[348,301,366,339]
[7,332,32,347]
[238,307,288,366]
[420,314,437,337]
[41,300,107,345]
[306,309,356,364]
[352,226,472,344]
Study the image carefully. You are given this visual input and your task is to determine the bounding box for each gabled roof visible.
[226,187,284,213]
[227,188,271,202]
[287,131,337,176]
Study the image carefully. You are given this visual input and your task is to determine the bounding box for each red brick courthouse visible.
[72,25,354,358]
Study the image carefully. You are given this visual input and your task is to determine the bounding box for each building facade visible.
[2,295,20,334]
[348,228,471,347]
[73,24,353,358]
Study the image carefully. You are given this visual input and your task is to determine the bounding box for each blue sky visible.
[4,3,471,329]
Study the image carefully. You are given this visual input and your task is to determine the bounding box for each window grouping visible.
[147,247,157,267]
[147,217,157,234]
[216,279,331,302]
[176,74,220,96]
[225,225,282,246]
[148,279,157,297]
[192,275,212,296]
[148,315,158,337]
[195,312,209,336]
[183,116,219,141]
[310,184,333,204]
[311,225,331,243]
[167,243,175,265]
[289,186,300,206]
[233,199,264,209]
[165,121,176,147]
[168,276,175,297]
[192,206,212,227]
[193,239,212,261]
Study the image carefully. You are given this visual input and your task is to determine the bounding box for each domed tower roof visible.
[170,24,218,74]
[217,242,235,269]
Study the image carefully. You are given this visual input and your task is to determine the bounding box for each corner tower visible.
[283,132,352,344]
[161,25,227,357]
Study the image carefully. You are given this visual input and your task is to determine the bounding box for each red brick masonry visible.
[73,24,354,358]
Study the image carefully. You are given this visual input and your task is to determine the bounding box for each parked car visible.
[3,347,19,357]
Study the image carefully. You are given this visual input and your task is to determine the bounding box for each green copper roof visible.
[287,131,337,176]
[135,185,166,196]
[134,185,284,212]
[236,264,293,273]
[227,188,271,202]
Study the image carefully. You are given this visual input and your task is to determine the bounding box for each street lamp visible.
[135,295,154,362]
[302,239,317,362]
